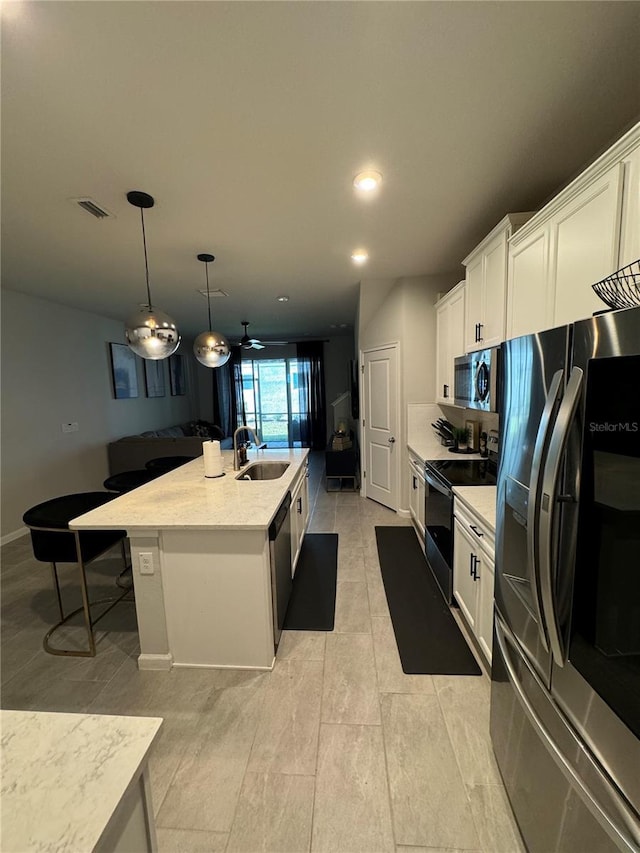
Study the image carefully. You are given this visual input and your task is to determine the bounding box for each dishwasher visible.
[269,492,292,651]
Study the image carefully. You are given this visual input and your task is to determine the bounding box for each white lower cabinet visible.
[476,555,495,664]
[408,454,425,541]
[453,519,479,634]
[290,461,310,575]
[453,498,495,663]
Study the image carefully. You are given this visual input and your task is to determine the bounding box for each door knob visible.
[388,437,396,443]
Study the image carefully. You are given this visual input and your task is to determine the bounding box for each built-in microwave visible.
[454,347,500,412]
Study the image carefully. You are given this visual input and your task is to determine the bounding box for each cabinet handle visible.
[477,323,483,342]
[297,497,302,514]
[470,524,484,538]
[471,554,480,580]
[443,384,449,398]
[412,475,417,490]
[475,323,479,342]
[469,553,474,577]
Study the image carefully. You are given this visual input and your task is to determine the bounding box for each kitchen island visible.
[1,710,162,853]
[72,448,309,671]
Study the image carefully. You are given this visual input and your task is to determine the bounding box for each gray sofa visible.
[107,421,233,475]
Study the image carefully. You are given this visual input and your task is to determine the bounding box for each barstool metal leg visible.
[43,531,133,657]
[50,562,65,622]
[75,531,97,656]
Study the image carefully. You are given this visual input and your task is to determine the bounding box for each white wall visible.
[359,273,459,511]
[1,289,197,539]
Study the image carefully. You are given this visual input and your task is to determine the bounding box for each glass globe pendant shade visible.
[193,330,231,367]
[124,190,181,361]
[194,252,230,368]
[125,305,181,360]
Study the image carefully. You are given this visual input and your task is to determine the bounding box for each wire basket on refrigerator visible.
[591,259,640,310]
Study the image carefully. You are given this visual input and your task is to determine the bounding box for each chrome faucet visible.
[233,425,266,470]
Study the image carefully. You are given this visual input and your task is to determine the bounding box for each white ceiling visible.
[2,1,639,342]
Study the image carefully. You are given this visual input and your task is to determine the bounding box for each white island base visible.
[131,527,275,671]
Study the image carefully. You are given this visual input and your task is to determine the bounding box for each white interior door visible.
[362,346,399,510]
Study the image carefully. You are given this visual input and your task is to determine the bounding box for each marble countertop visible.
[453,485,497,533]
[0,710,162,853]
[71,448,309,532]
[407,402,486,464]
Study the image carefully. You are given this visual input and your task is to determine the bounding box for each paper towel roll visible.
[203,440,224,478]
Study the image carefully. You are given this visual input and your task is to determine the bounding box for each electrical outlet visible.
[139,552,154,575]
[61,422,79,433]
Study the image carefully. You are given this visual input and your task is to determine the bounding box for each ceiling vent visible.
[72,197,113,219]
[198,288,228,298]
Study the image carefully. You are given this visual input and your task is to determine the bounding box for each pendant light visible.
[124,191,181,360]
[193,253,231,368]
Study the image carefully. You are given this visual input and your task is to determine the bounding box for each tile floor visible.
[1,453,525,853]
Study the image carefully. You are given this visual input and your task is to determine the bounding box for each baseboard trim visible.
[1,527,28,546]
[171,659,275,671]
[137,653,173,671]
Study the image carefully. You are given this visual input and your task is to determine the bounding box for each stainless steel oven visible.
[424,457,497,604]
[424,463,454,603]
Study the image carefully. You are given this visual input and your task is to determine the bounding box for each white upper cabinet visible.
[619,141,640,268]
[463,213,534,352]
[507,223,552,339]
[507,122,640,338]
[435,281,465,405]
[552,163,623,327]
[464,254,484,352]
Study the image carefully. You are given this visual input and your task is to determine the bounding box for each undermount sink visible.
[235,462,290,481]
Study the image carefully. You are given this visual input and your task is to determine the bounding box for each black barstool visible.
[145,455,195,474]
[23,492,130,657]
[103,469,158,494]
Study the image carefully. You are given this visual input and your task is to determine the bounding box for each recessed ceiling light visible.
[276,295,289,302]
[353,170,382,192]
[351,249,369,265]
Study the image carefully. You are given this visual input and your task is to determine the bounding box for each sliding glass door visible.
[241,359,303,447]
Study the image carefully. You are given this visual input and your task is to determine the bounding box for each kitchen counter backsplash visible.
[407,402,499,463]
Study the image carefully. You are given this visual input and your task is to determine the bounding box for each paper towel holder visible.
[203,438,226,478]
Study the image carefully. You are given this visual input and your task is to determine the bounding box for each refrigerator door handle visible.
[495,615,640,853]
[539,366,584,666]
[527,368,564,652]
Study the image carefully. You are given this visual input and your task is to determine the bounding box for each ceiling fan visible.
[237,321,290,350]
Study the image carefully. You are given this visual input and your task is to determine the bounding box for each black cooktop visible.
[425,458,497,487]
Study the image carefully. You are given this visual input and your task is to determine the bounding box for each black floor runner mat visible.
[375,526,481,675]
[283,533,338,631]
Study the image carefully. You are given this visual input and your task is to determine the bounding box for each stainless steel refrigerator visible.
[491,306,640,852]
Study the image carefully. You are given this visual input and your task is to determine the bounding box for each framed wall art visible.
[109,343,139,399]
[169,353,187,396]
[144,359,166,398]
